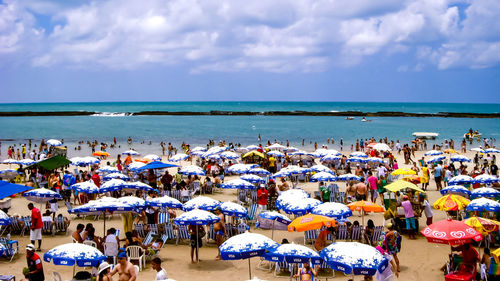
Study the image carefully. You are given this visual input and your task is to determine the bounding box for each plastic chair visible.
[83,240,97,248]
[351,225,362,241]
[336,225,349,240]
[176,225,190,245]
[304,229,318,245]
[126,246,145,271]
[164,224,177,241]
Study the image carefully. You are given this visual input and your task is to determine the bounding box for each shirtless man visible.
[214,209,225,260]
[278,178,289,192]
[355,178,367,201]
[72,223,84,243]
[346,182,357,203]
[110,253,137,281]
[314,227,334,251]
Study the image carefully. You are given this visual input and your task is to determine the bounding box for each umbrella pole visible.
[103,211,106,237]
[73,264,75,277]
[248,258,252,280]
[272,219,275,240]
[196,226,199,264]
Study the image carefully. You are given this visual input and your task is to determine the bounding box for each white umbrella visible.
[266,150,285,157]
[18,159,36,165]
[350,152,368,158]
[372,143,391,151]
[122,150,140,155]
[70,181,99,194]
[183,196,220,211]
[97,166,119,173]
[310,164,332,173]
[2,159,19,164]
[144,154,161,161]
[103,172,130,181]
[191,146,207,153]
[46,139,62,146]
[266,143,286,150]
[424,150,443,156]
[127,161,146,171]
[220,151,240,160]
[179,165,205,176]
[169,153,189,162]
[220,201,248,218]
[222,179,256,189]
[23,188,62,203]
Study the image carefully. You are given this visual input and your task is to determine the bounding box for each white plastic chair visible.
[83,240,97,248]
[126,246,145,271]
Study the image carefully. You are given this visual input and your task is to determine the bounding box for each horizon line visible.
[1,101,499,105]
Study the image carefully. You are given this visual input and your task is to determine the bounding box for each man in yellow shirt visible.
[268,156,276,173]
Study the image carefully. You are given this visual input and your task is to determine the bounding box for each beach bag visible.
[198,226,206,239]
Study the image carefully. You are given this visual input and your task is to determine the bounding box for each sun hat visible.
[98,261,111,274]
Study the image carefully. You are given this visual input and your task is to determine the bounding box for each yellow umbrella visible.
[444,149,458,154]
[390,168,416,176]
[242,150,265,158]
[464,217,500,236]
[493,248,500,264]
[385,180,425,193]
[433,194,470,211]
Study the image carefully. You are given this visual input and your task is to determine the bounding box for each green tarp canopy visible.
[28,155,71,171]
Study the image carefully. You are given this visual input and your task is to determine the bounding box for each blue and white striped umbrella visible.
[220,202,248,218]
[279,198,321,215]
[221,179,256,190]
[0,209,11,225]
[220,151,240,160]
[280,166,310,175]
[23,188,62,203]
[450,155,471,162]
[426,155,446,164]
[266,143,286,151]
[118,196,145,209]
[205,154,222,161]
[311,202,353,219]
[169,153,189,162]
[122,150,140,155]
[471,147,485,153]
[321,154,342,162]
[97,166,119,173]
[174,209,220,225]
[72,156,101,166]
[272,170,291,178]
[228,164,253,174]
[146,195,183,208]
[183,196,221,211]
[144,154,161,161]
[191,146,207,153]
[310,164,332,173]
[2,159,19,164]
[473,174,499,185]
[68,197,135,215]
[289,150,308,156]
[337,174,361,181]
[310,172,337,182]
[320,242,388,275]
[346,157,368,164]
[190,150,206,156]
[265,243,322,265]
[275,189,310,209]
[485,148,500,153]
[466,198,500,212]
[179,165,206,176]
[206,146,228,155]
[46,139,62,146]
[257,211,292,230]
[267,150,285,157]
[471,187,500,199]
[246,145,260,151]
[248,168,271,176]
[103,172,130,181]
[367,157,385,164]
[18,159,36,165]
[448,175,474,185]
[424,150,443,156]
[350,152,368,158]
[127,162,146,172]
[43,243,106,267]
[321,149,341,157]
[99,179,129,193]
[440,185,471,196]
[283,147,298,153]
[220,232,279,260]
[240,174,266,184]
[124,181,154,192]
[70,181,99,194]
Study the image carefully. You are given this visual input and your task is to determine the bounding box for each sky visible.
[0,0,499,103]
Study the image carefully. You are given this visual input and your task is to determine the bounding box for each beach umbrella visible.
[117,196,145,209]
[433,194,470,211]
[0,209,11,225]
[320,242,389,276]
[272,170,291,178]
[310,164,332,173]
[485,148,500,153]
[2,159,19,164]
[289,150,308,156]
[136,161,179,171]
[346,157,368,164]
[103,172,130,181]
[265,243,322,265]
[246,145,260,150]
[145,195,183,209]
[337,174,361,181]
[169,153,189,162]
[463,217,500,236]
[367,157,385,164]
[347,201,385,225]
[219,232,279,279]
[371,143,391,151]
[449,175,474,185]
[426,155,446,164]
[183,196,220,211]
[471,187,500,199]
[18,159,36,165]
[471,147,485,153]
[228,164,253,174]
[235,147,249,153]
[144,154,161,161]
[311,202,352,219]
[266,150,285,157]
[190,150,206,156]
[127,161,146,172]
[240,174,265,184]
[97,166,119,173]
[221,179,256,189]
[179,165,206,176]
[450,155,471,162]
[320,154,341,162]
[124,181,154,192]
[473,174,499,185]
[43,243,106,267]
[420,218,482,246]
[425,150,443,156]
[99,179,129,193]
[275,189,310,208]
[122,150,140,155]
[220,151,240,160]
[247,168,271,176]
[309,172,337,182]
[283,147,298,153]
[70,156,100,166]
[205,153,222,161]
[440,185,471,196]
[257,211,291,239]
[191,146,207,153]
[69,181,99,194]
[23,188,62,203]
[350,152,368,158]
[0,169,20,179]
[243,150,265,159]
[46,139,62,146]
[279,198,321,215]
[280,165,310,175]
[206,146,228,155]
[266,143,286,150]
[220,202,248,218]
[466,198,500,212]
[92,151,110,157]
[391,168,416,176]
[384,180,425,193]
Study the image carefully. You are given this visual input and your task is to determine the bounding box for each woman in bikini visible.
[293,262,316,281]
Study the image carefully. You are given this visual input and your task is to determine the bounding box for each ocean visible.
[0,102,499,157]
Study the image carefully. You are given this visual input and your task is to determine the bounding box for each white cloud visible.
[0,0,500,72]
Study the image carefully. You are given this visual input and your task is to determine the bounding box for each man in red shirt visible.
[26,243,44,280]
[28,203,43,251]
[257,184,268,213]
[91,169,100,187]
[460,243,479,274]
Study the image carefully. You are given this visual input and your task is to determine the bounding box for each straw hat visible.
[98,262,111,274]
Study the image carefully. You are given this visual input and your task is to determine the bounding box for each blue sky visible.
[0,0,499,103]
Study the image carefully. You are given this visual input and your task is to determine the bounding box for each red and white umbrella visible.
[420,218,482,246]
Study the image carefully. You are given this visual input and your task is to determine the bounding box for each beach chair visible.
[316,260,335,279]
[158,211,170,225]
[0,237,18,262]
[246,204,258,224]
[304,229,318,245]
[238,190,247,205]
[339,191,346,204]
[83,240,97,248]
[126,246,145,271]
[207,224,216,242]
[22,216,31,236]
[160,233,168,248]
[176,225,190,245]
[9,216,23,235]
[142,231,155,246]
[237,222,249,234]
[274,260,295,278]
[250,190,258,204]
[164,224,177,241]
[54,216,68,235]
[171,190,182,201]
[297,174,306,182]
[148,224,160,235]
[336,225,349,240]
[133,223,147,238]
[224,223,234,238]
[351,225,362,241]
[42,220,54,236]
[371,226,384,245]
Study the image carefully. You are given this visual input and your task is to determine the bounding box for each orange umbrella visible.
[347,201,385,225]
[287,214,336,232]
[133,158,151,163]
[92,151,110,157]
